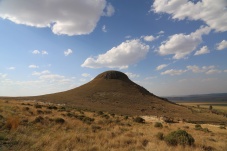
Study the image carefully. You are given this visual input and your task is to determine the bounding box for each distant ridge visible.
[167,93,227,103]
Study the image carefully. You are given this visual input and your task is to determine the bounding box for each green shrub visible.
[133,117,145,123]
[97,111,104,115]
[164,130,195,146]
[33,116,44,123]
[156,132,164,140]
[195,124,202,130]
[219,126,226,129]
[55,118,65,124]
[91,125,101,132]
[154,122,163,128]
[34,104,42,108]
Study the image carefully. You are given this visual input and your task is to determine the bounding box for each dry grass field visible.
[178,103,227,113]
[1,99,227,151]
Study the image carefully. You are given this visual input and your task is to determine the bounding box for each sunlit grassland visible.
[0,99,227,151]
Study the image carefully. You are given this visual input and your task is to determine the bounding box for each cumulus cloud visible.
[102,25,107,32]
[64,49,73,56]
[0,0,114,36]
[102,3,115,17]
[158,31,165,35]
[156,64,168,70]
[81,39,149,69]
[28,65,39,68]
[32,50,40,54]
[8,67,15,70]
[161,69,187,76]
[152,0,227,32]
[187,65,221,74]
[82,73,90,77]
[125,72,140,78]
[206,69,222,75]
[32,50,48,55]
[216,40,227,50]
[0,73,7,78]
[142,35,155,42]
[157,26,211,59]
[32,70,50,76]
[194,46,210,56]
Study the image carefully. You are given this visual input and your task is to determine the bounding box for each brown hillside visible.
[27,71,226,123]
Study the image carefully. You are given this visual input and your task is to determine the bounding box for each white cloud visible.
[187,65,221,74]
[64,49,73,56]
[0,73,7,78]
[82,73,90,77]
[8,67,15,70]
[156,64,168,70]
[42,50,48,55]
[152,0,227,32]
[194,46,210,56]
[81,39,149,69]
[145,76,157,80]
[157,26,211,59]
[102,3,115,17]
[32,50,40,54]
[39,74,64,81]
[216,40,227,50]
[102,25,107,32]
[158,30,165,35]
[206,69,222,74]
[32,70,50,76]
[0,0,114,36]
[125,72,140,79]
[28,65,39,68]
[161,69,187,76]
[32,50,48,55]
[125,35,131,39]
[142,35,155,42]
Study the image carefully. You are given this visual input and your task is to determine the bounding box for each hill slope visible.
[19,70,224,124]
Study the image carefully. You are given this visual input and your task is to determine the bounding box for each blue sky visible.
[0,0,227,96]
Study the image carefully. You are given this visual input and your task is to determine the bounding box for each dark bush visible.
[33,116,44,123]
[97,111,104,115]
[91,125,101,132]
[55,118,65,124]
[164,130,195,146]
[133,117,145,123]
[154,122,163,128]
[156,132,164,140]
[37,110,44,114]
[47,106,58,110]
[34,104,42,108]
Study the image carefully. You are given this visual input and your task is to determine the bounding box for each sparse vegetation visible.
[133,117,145,123]
[156,132,164,140]
[0,99,227,151]
[164,130,195,146]
[154,122,163,128]
[54,118,65,124]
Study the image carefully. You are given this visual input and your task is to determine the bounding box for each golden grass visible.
[0,99,227,151]
[178,102,227,113]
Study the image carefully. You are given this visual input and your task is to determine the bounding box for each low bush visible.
[154,122,163,128]
[133,117,145,123]
[55,118,65,124]
[33,116,44,123]
[91,125,101,132]
[34,104,42,109]
[164,130,195,146]
[156,132,164,140]
[5,116,20,130]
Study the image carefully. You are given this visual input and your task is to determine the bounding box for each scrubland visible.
[0,100,227,151]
